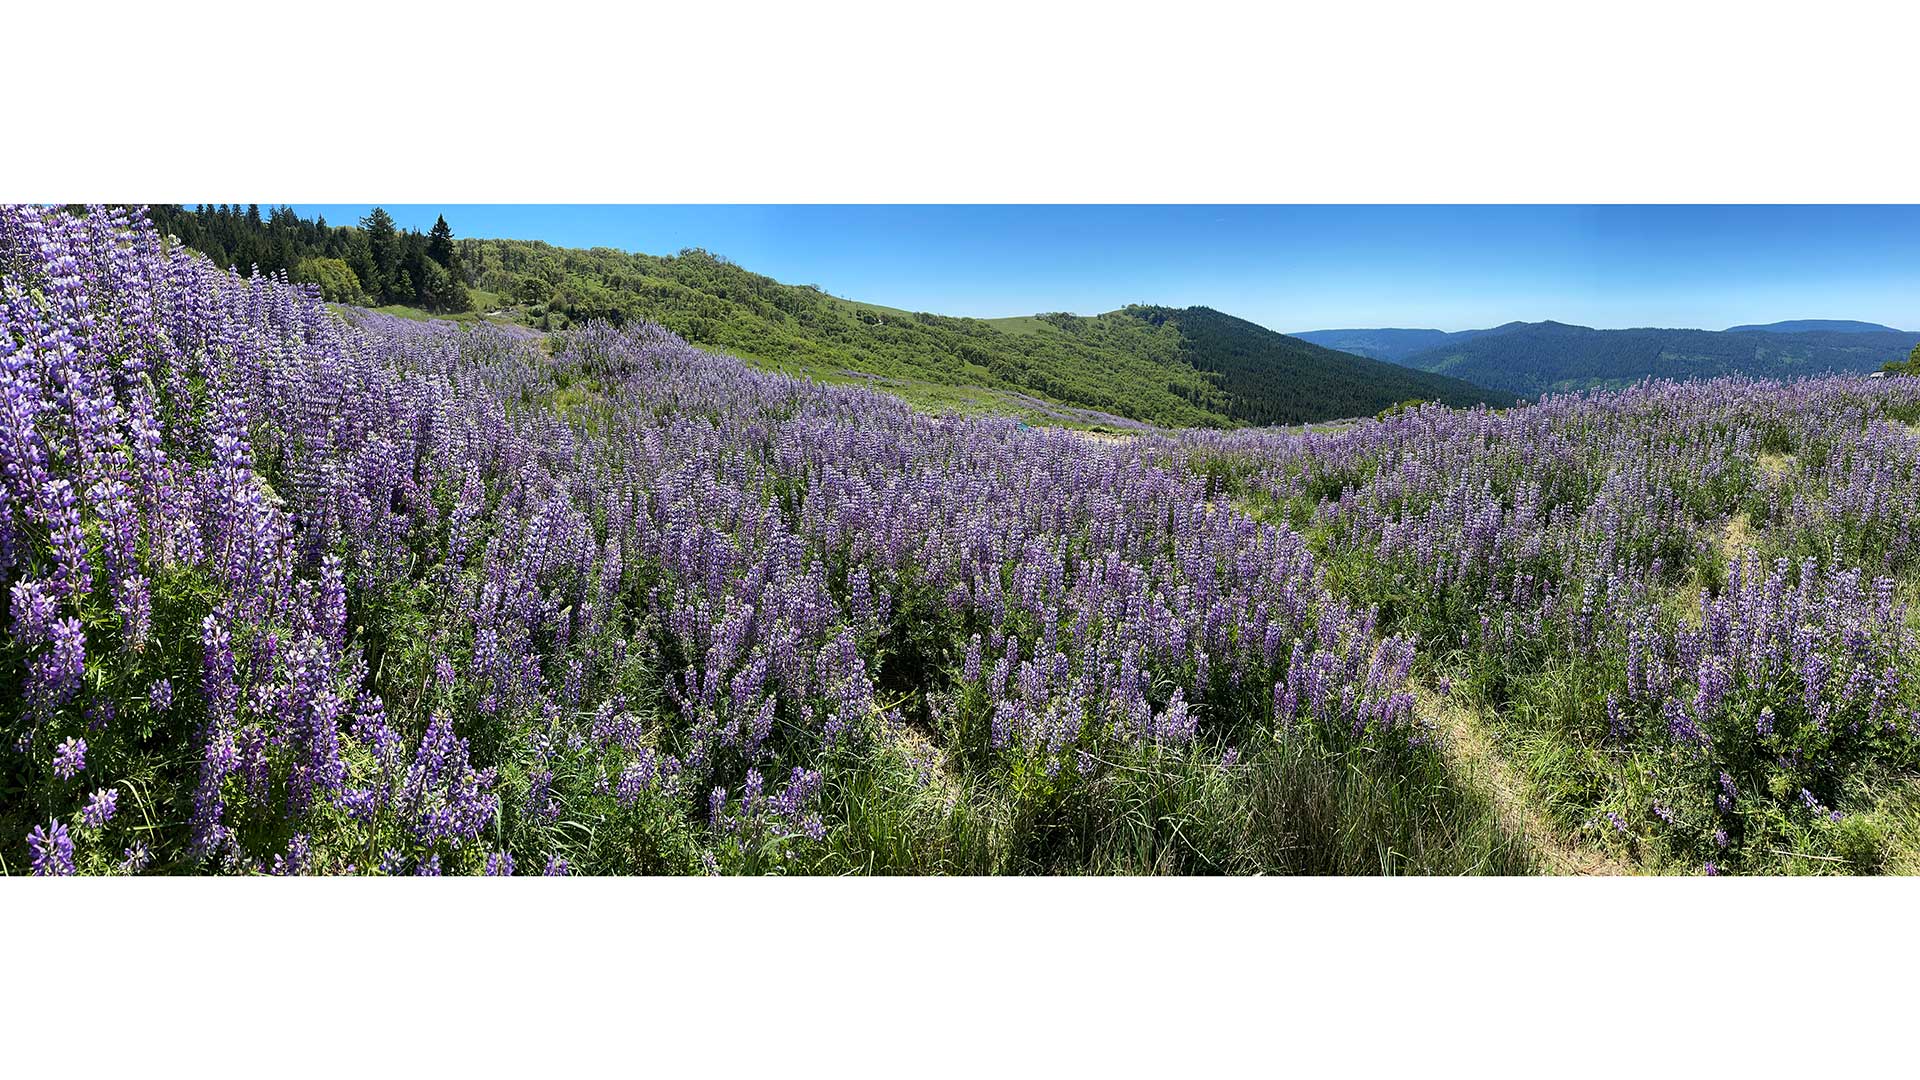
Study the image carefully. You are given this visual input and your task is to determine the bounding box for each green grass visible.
[333,301,534,330]
[800,716,1533,875]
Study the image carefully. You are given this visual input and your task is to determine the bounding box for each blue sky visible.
[286,205,1920,333]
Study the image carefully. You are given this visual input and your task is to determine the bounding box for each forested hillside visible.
[1119,306,1493,422]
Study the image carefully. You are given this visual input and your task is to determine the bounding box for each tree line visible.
[141,204,469,312]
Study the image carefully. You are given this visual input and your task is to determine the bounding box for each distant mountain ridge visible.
[1385,321,1920,398]
[1724,319,1911,334]
[1292,326,1506,364]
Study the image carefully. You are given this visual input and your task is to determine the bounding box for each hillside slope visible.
[1120,306,1495,422]
[1400,321,1920,397]
[452,237,1496,427]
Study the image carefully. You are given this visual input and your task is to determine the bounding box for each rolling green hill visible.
[452,237,1496,427]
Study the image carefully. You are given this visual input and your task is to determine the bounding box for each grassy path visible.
[1415,686,1632,875]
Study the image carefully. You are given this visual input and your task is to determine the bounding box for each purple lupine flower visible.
[1662,699,1704,747]
[543,856,569,876]
[484,851,515,876]
[28,821,75,876]
[273,834,311,876]
[121,842,151,874]
[617,749,658,806]
[523,769,557,823]
[117,574,152,648]
[81,787,118,828]
[43,617,87,700]
[149,677,173,712]
[52,736,87,780]
[341,787,381,823]
[9,579,58,645]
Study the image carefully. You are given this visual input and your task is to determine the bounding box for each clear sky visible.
[286,205,1920,333]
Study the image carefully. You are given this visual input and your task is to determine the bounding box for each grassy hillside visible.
[1401,321,1920,398]
[452,237,1495,427]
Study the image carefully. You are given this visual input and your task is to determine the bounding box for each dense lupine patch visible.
[8,204,1920,875]
[4,206,1425,876]
[1181,375,1920,871]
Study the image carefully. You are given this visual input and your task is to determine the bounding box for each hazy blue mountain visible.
[1291,325,1511,364]
[1398,321,1920,398]
[1724,319,1910,334]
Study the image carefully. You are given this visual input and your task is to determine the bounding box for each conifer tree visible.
[361,207,400,300]
[427,214,456,270]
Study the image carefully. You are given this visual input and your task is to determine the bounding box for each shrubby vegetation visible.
[1882,342,1920,376]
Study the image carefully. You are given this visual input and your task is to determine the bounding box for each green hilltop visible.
[452,238,1495,427]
